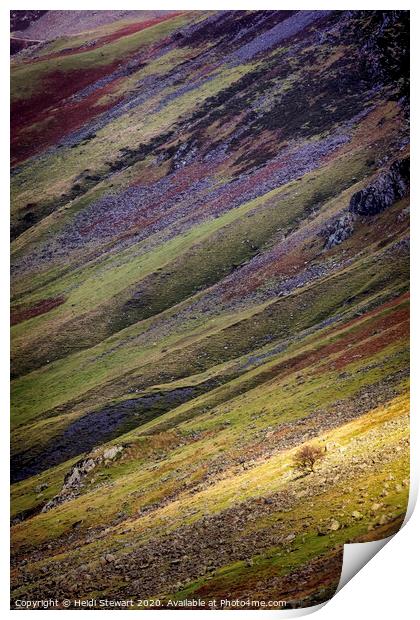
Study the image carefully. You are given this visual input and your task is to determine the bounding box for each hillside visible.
[11,10,409,609]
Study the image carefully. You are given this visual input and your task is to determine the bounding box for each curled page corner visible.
[284,478,417,616]
[402,472,418,526]
[336,475,417,596]
[336,536,392,593]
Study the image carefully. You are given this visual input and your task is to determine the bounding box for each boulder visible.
[103,446,123,461]
[323,212,356,249]
[35,482,48,493]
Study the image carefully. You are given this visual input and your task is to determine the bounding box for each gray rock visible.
[349,157,409,216]
[42,446,124,512]
[323,212,356,249]
[35,483,48,493]
[329,519,340,531]
[103,446,123,461]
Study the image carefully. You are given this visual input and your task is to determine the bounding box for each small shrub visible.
[292,444,325,474]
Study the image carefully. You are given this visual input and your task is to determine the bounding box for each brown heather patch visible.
[251,297,409,385]
[11,296,66,326]
[34,13,185,62]
[11,61,124,164]
[318,318,409,373]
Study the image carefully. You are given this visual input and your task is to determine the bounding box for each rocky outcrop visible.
[171,139,199,171]
[42,445,123,512]
[322,157,409,249]
[323,212,356,249]
[349,158,409,216]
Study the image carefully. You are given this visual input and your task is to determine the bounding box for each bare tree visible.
[292,444,325,474]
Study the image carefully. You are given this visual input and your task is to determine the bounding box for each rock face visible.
[42,446,123,512]
[323,157,409,249]
[349,158,409,216]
